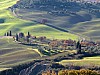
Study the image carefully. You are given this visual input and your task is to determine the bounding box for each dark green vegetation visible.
[13,0,100,41]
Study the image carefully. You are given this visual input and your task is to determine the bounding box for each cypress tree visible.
[7,32,9,36]
[27,31,30,38]
[26,36,29,43]
[16,33,19,41]
[9,30,12,36]
[4,33,6,36]
[77,43,82,54]
[76,41,80,49]
[28,31,30,36]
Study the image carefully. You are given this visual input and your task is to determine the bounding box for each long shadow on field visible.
[0,18,5,23]
[12,8,69,33]
[21,43,38,47]
[33,20,69,32]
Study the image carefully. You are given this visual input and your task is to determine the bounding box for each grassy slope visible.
[71,20,100,41]
[59,56,100,66]
[0,38,40,69]
[14,3,100,41]
[0,0,78,71]
[0,0,78,40]
[0,0,40,69]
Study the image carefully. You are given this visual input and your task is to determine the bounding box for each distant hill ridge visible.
[13,0,100,23]
[13,0,100,16]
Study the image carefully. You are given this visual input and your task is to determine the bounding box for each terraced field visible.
[0,38,41,71]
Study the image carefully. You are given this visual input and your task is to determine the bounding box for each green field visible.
[71,20,100,41]
[14,2,100,41]
[59,56,100,66]
[0,0,78,71]
[0,0,78,40]
[1,0,100,72]
[0,38,41,70]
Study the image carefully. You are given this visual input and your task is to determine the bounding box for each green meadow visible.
[14,2,100,41]
[59,56,100,66]
[71,20,100,41]
[0,38,41,70]
[1,0,100,72]
[0,0,78,40]
[0,0,78,71]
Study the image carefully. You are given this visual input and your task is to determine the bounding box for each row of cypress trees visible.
[4,30,12,36]
[4,31,81,53]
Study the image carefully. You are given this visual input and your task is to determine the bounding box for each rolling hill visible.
[0,38,41,71]
[12,0,100,41]
[0,0,78,40]
[0,0,78,71]
[0,0,100,73]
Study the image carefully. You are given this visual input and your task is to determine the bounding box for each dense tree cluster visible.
[13,0,100,17]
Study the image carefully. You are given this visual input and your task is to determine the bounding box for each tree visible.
[4,33,6,36]
[26,36,29,43]
[77,43,82,54]
[19,32,24,38]
[27,31,31,38]
[76,41,82,54]
[58,69,99,75]
[16,33,19,41]
[7,32,9,36]
[42,70,57,75]
[9,30,12,36]
[76,41,80,49]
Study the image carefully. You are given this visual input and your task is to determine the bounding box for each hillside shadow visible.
[32,20,69,32]
[19,22,37,27]
[69,14,92,24]
[21,43,38,46]
[0,18,5,23]
[45,23,69,32]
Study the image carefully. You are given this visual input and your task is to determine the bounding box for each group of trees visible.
[3,31,32,44]
[42,69,100,75]
[4,30,12,36]
[15,32,31,43]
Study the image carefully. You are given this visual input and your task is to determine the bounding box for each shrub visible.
[58,69,99,75]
